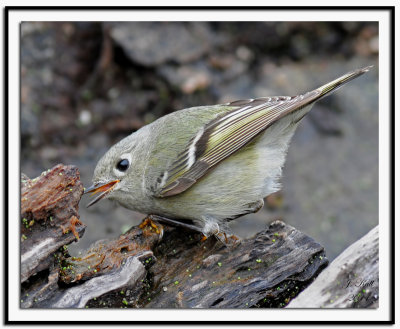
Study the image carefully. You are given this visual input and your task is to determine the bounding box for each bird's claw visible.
[215,231,241,247]
[139,216,164,239]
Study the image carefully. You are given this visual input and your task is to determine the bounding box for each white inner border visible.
[6,8,391,323]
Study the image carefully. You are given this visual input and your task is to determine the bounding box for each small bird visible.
[85,66,372,243]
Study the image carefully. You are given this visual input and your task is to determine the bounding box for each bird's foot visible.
[139,216,164,239]
[145,214,203,233]
[200,231,241,247]
[200,235,208,242]
[215,231,242,247]
[200,220,241,247]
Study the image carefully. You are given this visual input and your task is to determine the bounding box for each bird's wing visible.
[154,66,372,198]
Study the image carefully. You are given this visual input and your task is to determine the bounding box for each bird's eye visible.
[116,159,130,172]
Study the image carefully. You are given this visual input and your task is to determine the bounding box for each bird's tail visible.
[316,65,373,99]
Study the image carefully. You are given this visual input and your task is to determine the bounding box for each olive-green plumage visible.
[87,66,372,239]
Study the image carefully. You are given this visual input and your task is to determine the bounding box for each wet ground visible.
[21,22,379,260]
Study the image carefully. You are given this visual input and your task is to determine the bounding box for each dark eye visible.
[116,159,130,172]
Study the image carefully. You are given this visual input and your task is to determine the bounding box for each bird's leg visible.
[144,214,204,234]
[143,215,241,246]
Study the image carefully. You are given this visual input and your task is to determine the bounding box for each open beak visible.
[84,180,120,208]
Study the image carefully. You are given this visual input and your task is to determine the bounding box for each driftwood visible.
[21,164,86,284]
[21,164,329,309]
[287,225,378,308]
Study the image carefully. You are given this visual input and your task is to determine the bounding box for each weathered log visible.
[21,164,85,284]
[20,164,329,309]
[287,225,378,308]
[23,222,328,308]
[137,220,328,308]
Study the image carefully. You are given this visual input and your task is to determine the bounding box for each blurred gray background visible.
[21,22,378,260]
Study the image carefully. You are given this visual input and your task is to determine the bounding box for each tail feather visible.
[316,65,373,98]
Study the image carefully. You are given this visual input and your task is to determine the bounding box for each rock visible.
[307,104,343,136]
[20,22,104,160]
[109,22,219,66]
[157,64,212,94]
[287,225,378,308]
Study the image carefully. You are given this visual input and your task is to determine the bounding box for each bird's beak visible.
[84,180,120,208]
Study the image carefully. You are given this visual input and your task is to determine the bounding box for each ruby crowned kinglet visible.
[85,66,372,242]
